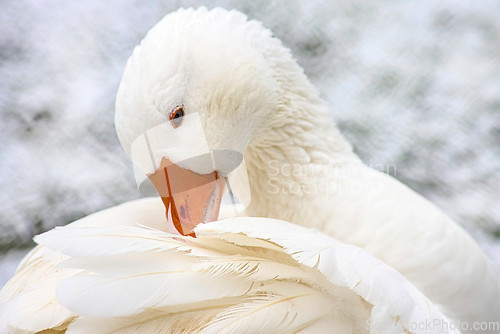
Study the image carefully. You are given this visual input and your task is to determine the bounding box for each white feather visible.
[66,307,226,334]
[200,282,347,334]
[57,270,250,317]
[34,226,186,258]
[45,222,373,333]
[196,218,461,334]
[0,247,75,333]
[0,204,462,334]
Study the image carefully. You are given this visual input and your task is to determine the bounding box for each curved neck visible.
[243,95,360,228]
[237,39,361,229]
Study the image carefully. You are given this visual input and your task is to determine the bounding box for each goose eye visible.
[169,107,184,128]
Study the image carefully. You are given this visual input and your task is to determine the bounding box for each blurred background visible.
[1,0,499,287]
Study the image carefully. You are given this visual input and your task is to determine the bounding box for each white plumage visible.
[1,6,499,334]
[0,203,460,333]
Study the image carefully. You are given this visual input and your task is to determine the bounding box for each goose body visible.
[0,198,459,333]
[1,6,499,334]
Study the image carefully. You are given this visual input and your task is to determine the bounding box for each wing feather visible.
[196,218,461,334]
[201,284,334,334]
[2,215,463,333]
[0,247,76,333]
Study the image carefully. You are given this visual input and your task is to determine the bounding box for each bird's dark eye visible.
[169,106,184,128]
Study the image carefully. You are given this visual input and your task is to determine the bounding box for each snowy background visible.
[1,0,499,287]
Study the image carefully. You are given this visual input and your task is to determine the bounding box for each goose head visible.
[115,7,355,235]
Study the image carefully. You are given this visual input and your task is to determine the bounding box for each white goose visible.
[1,7,498,334]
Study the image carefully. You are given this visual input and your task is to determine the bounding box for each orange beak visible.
[148,157,226,237]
